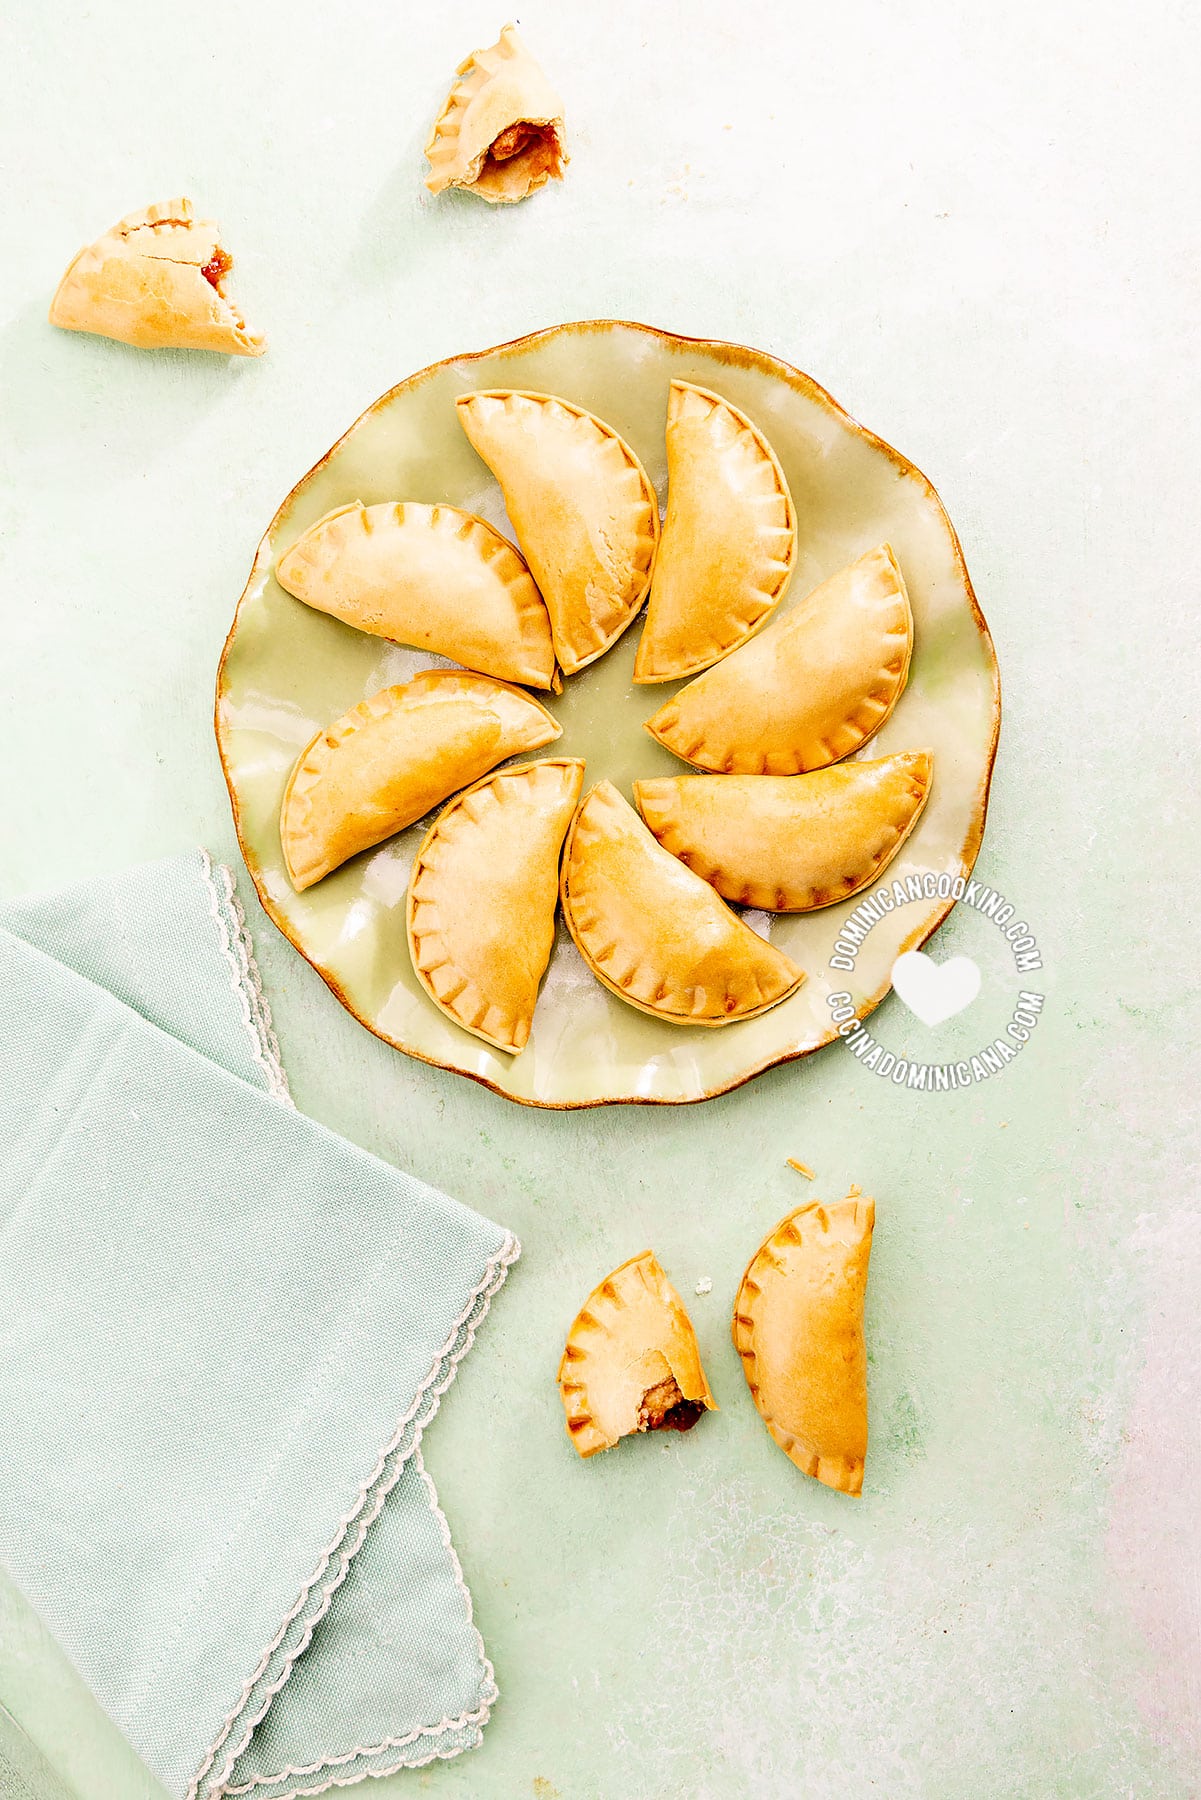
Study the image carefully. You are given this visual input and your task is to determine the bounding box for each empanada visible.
[456,392,659,676]
[645,545,913,774]
[560,780,804,1025]
[274,501,557,690]
[281,671,559,891]
[558,1251,716,1457]
[425,23,567,204]
[634,750,933,912]
[49,199,265,357]
[733,1193,875,1496]
[634,381,796,682]
[407,757,584,1054]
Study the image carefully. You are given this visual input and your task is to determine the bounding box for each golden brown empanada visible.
[733,1193,875,1496]
[560,780,804,1025]
[49,199,265,357]
[425,23,567,204]
[274,501,557,690]
[407,757,584,1054]
[558,1251,716,1457]
[281,672,559,891]
[634,381,796,683]
[645,545,913,774]
[634,750,933,912]
[456,392,659,676]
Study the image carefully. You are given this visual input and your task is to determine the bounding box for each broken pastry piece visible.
[560,781,805,1026]
[49,199,264,356]
[634,750,934,912]
[732,1193,875,1496]
[634,381,797,683]
[558,1251,716,1457]
[280,671,560,891]
[425,23,567,204]
[645,545,913,775]
[407,758,584,1054]
[456,391,658,676]
[274,501,558,691]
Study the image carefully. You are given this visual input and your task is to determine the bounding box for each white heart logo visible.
[890,951,981,1026]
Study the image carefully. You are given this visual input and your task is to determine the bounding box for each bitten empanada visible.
[645,545,913,774]
[49,199,265,357]
[634,751,933,912]
[558,1251,716,1457]
[560,781,804,1025]
[275,501,558,690]
[281,672,559,891]
[733,1193,875,1496]
[634,381,796,682]
[456,392,659,676]
[425,23,567,205]
[407,757,584,1054]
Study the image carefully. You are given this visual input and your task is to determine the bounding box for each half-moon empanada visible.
[558,1251,716,1457]
[633,381,796,682]
[634,750,933,912]
[645,545,913,774]
[733,1193,875,1496]
[281,672,560,891]
[560,780,804,1025]
[274,501,557,690]
[425,23,567,205]
[456,392,659,676]
[406,757,584,1054]
[49,199,265,357]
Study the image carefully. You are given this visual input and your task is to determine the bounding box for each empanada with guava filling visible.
[634,750,933,913]
[425,24,567,204]
[281,672,559,891]
[733,1193,875,1496]
[560,781,804,1025]
[558,1251,716,1457]
[456,391,659,676]
[49,198,265,357]
[645,545,913,774]
[406,757,584,1054]
[274,501,558,690]
[634,381,796,682]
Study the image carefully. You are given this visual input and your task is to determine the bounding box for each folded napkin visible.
[0,853,518,1800]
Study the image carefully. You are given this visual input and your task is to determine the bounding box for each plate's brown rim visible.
[214,318,1002,1111]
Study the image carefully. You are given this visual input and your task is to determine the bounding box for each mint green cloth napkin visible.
[0,852,518,1800]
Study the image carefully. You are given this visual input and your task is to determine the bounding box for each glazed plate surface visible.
[216,321,1000,1107]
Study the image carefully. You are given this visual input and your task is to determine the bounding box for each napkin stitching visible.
[191,1231,519,1800]
[198,852,292,1107]
[220,1449,494,1796]
[129,1232,409,1727]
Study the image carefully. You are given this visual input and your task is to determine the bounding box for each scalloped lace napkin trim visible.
[0,852,517,1800]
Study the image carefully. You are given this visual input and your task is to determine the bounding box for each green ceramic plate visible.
[216,321,1000,1108]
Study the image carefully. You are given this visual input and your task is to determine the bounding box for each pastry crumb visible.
[786,1158,815,1179]
[694,1276,713,1296]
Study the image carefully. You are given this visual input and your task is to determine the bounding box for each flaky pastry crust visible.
[406,757,584,1054]
[49,198,264,356]
[733,1194,875,1495]
[559,1250,716,1456]
[425,24,567,204]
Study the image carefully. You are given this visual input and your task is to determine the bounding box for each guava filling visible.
[482,120,562,183]
[201,246,234,290]
[636,1374,705,1434]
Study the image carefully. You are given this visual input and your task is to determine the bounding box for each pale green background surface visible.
[0,2,1197,1798]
